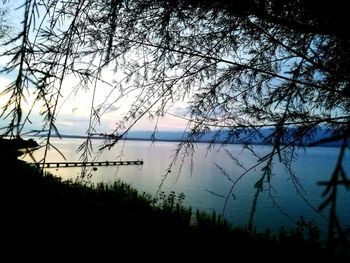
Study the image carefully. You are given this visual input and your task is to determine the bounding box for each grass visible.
[2,154,347,261]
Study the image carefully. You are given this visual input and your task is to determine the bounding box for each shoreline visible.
[26,134,342,148]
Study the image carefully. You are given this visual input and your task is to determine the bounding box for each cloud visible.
[171,106,189,117]
[103,105,120,113]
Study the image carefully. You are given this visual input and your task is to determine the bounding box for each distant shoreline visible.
[27,133,342,148]
[33,134,238,144]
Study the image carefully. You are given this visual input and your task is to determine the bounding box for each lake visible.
[22,137,350,236]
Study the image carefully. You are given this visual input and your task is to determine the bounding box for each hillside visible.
[75,127,345,147]
[2,151,344,261]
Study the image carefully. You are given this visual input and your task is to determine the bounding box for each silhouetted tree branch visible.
[1,0,349,246]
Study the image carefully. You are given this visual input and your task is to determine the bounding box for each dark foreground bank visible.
[2,154,348,261]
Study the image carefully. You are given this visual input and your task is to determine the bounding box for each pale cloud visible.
[171,105,189,117]
[130,114,188,131]
[0,76,12,106]
[1,58,190,135]
[55,115,89,135]
[103,105,120,113]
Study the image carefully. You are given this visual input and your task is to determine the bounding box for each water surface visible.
[23,137,350,235]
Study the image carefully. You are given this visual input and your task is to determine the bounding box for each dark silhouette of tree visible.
[0,0,349,247]
[0,5,9,41]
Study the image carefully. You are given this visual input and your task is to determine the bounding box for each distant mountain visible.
[56,127,344,147]
[124,131,185,141]
[123,128,343,147]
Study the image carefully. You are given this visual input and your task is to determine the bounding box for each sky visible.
[0,1,189,136]
[36,69,189,135]
[0,65,189,135]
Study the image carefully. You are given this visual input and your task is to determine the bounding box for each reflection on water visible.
[22,137,350,235]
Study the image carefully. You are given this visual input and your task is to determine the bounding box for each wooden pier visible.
[29,160,143,168]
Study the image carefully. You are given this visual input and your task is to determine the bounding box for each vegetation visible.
[0,0,349,251]
[0,5,8,40]
[3,156,344,260]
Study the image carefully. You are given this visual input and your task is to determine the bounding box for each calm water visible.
[23,137,350,235]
